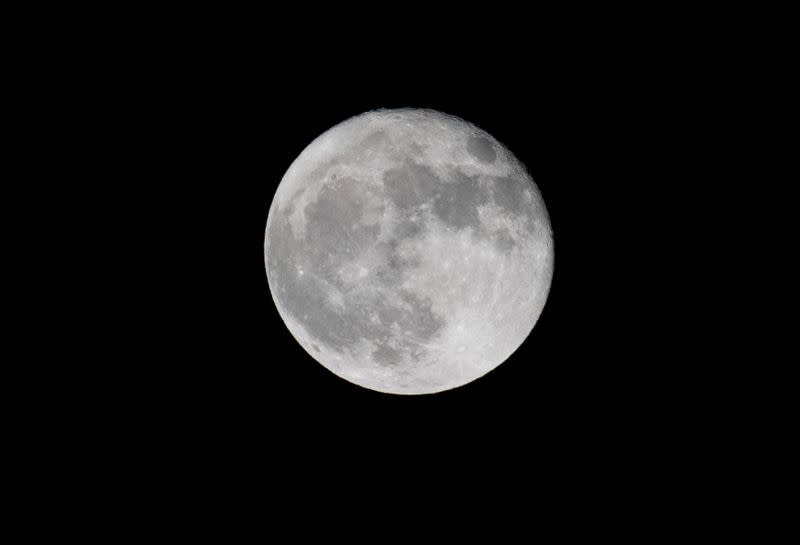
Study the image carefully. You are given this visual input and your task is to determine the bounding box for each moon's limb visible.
[265,108,553,394]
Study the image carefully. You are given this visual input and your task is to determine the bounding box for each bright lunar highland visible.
[265,109,553,394]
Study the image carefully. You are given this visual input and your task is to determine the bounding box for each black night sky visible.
[103,20,700,490]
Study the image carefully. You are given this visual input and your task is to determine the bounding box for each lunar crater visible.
[467,135,497,163]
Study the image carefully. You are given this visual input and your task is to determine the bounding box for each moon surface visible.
[265,109,553,394]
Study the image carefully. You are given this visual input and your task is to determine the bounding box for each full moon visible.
[265,109,553,394]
